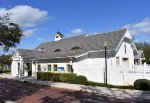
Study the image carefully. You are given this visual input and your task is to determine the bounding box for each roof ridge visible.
[40,34,87,44]
[90,28,127,37]
[18,48,41,51]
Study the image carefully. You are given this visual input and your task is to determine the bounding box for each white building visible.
[11,29,142,85]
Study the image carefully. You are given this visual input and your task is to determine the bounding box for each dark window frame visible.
[38,64,41,71]
[53,64,57,71]
[48,65,51,71]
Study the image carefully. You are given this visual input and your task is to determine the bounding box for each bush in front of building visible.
[37,72,88,85]
[37,72,77,83]
[134,79,150,90]
[0,70,11,74]
[70,75,88,85]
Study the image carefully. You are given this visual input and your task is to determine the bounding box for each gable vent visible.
[54,49,61,52]
[71,46,81,50]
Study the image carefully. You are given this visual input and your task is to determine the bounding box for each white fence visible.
[77,65,150,86]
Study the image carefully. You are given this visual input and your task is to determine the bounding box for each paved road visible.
[0,78,149,103]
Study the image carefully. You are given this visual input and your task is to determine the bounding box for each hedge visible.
[37,72,134,89]
[37,72,77,82]
[134,79,150,90]
[37,72,89,85]
[0,70,11,74]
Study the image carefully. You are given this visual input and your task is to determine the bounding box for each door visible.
[27,63,32,76]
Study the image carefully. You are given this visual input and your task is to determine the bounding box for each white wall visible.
[74,31,136,85]
[11,51,28,78]
[11,51,23,77]
[75,54,112,83]
[115,41,134,69]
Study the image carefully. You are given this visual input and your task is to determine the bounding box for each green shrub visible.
[134,79,150,90]
[0,70,11,74]
[37,72,77,83]
[71,75,87,85]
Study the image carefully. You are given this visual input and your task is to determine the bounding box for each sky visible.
[0,0,150,51]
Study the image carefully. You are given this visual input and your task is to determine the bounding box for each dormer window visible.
[38,48,45,51]
[54,49,61,52]
[71,46,81,50]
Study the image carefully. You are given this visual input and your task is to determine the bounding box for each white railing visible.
[134,64,150,69]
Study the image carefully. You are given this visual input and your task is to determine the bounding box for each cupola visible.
[54,32,64,41]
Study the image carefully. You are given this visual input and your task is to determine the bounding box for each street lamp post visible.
[104,41,108,85]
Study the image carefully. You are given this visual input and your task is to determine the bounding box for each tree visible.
[0,14,23,51]
[0,54,12,71]
[135,42,150,64]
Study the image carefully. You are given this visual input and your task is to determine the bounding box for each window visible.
[71,46,81,50]
[48,65,51,71]
[67,64,73,73]
[54,49,61,52]
[53,64,57,71]
[38,64,41,71]
[116,57,120,65]
[124,44,126,54]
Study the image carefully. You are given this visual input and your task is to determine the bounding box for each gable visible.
[124,29,132,39]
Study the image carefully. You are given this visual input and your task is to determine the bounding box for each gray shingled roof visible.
[134,50,145,59]
[17,29,127,60]
[17,49,44,62]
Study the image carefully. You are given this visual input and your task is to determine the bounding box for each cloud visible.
[23,28,37,37]
[0,5,51,27]
[0,5,55,37]
[65,28,83,37]
[123,17,150,35]
[71,28,83,34]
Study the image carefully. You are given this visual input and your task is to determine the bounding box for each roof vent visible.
[71,46,81,50]
[54,49,61,52]
[38,48,45,51]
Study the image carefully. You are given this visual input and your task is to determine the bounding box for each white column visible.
[19,60,23,78]
[32,61,37,78]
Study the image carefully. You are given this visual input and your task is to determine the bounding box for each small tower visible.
[54,31,64,41]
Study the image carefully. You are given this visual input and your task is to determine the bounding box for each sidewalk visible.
[0,74,150,101]
[15,77,150,101]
